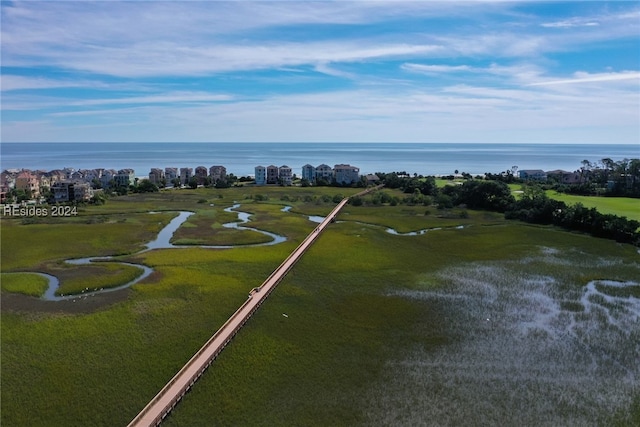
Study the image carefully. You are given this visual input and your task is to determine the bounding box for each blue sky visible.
[1,1,639,144]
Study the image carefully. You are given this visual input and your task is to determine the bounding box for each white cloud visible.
[402,64,472,73]
[527,71,640,86]
[0,75,104,91]
[541,18,600,28]
[69,92,234,107]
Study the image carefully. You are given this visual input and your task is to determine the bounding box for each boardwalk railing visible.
[128,187,381,426]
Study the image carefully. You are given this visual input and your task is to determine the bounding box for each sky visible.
[1,1,639,144]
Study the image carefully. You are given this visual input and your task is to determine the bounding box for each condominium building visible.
[165,167,178,184]
[255,166,266,185]
[114,169,135,188]
[149,168,165,185]
[315,164,333,182]
[334,164,360,185]
[15,171,40,198]
[209,165,227,183]
[279,165,292,186]
[195,166,208,185]
[51,181,94,203]
[301,164,315,182]
[180,168,193,185]
[266,165,279,184]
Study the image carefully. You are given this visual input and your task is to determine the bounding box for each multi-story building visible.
[15,171,40,198]
[195,166,208,185]
[334,164,360,185]
[149,168,165,185]
[266,165,279,184]
[100,169,117,189]
[73,182,94,201]
[180,167,193,185]
[547,170,581,185]
[63,167,75,180]
[114,169,135,188]
[51,181,94,203]
[315,164,333,183]
[37,173,51,191]
[209,165,227,183]
[165,168,178,185]
[278,165,292,186]
[255,166,266,185]
[47,170,67,186]
[519,169,547,181]
[301,164,315,182]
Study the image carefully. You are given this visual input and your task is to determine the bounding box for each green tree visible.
[136,179,159,193]
[188,176,198,189]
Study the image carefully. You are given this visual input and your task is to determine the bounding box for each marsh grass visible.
[1,272,49,297]
[51,262,143,295]
[2,187,639,426]
[0,212,175,270]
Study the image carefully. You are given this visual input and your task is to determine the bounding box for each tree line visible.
[365,172,640,246]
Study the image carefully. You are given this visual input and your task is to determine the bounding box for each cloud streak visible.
[526,72,640,86]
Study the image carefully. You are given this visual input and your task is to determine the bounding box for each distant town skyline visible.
[1,1,639,144]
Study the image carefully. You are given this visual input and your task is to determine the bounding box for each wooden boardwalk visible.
[128,195,357,426]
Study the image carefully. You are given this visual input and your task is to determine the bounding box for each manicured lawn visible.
[545,191,640,221]
[1,186,638,426]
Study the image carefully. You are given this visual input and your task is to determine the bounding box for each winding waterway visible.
[33,204,473,301]
[38,204,287,301]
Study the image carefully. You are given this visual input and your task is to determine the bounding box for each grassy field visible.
[545,190,640,221]
[1,186,639,426]
[1,272,49,297]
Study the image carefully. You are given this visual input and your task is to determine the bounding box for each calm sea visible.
[1,142,638,177]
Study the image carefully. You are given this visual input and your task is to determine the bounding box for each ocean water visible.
[1,142,637,177]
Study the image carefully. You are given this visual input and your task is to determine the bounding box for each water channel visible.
[33,204,472,301]
[38,204,287,301]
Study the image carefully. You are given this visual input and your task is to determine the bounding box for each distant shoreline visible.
[1,142,637,177]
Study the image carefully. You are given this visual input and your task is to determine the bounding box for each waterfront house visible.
[180,167,193,185]
[149,168,165,185]
[301,164,315,182]
[518,169,547,181]
[165,167,178,185]
[365,174,380,185]
[99,169,117,189]
[1,170,16,190]
[266,165,279,184]
[51,181,94,203]
[15,171,40,198]
[315,164,333,183]
[546,170,581,185]
[195,166,208,185]
[255,166,266,185]
[334,164,360,185]
[209,165,227,183]
[47,170,67,186]
[279,165,293,186]
[115,169,135,188]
